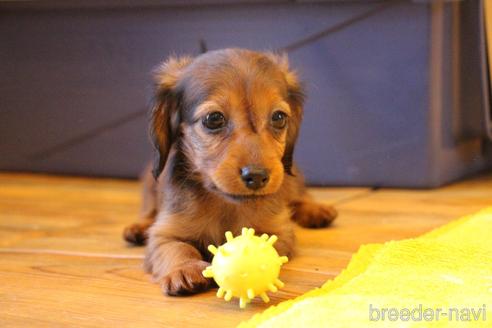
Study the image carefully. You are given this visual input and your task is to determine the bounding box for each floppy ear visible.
[266,52,305,175]
[283,81,304,176]
[150,56,192,179]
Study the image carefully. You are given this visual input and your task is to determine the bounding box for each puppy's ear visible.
[150,56,192,179]
[266,52,305,175]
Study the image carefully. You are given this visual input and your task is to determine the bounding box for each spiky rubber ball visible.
[202,227,288,308]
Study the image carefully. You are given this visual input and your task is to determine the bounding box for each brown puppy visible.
[123,49,337,296]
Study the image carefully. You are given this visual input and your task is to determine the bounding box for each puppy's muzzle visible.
[240,165,270,190]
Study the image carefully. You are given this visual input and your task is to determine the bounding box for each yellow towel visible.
[240,208,492,327]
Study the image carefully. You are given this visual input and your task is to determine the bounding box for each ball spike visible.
[224,290,233,301]
[241,227,248,236]
[260,292,270,303]
[202,267,214,278]
[225,231,234,242]
[279,256,289,264]
[260,233,269,241]
[267,235,278,245]
[268,283,278,293]
[239,297,247,309]
[247,288,255,299]
[247,228,255,236]
[208,245,218,255]
[275,278,285,288]
[216,287,225,298]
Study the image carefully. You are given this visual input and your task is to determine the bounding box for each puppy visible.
[123,48,337,296]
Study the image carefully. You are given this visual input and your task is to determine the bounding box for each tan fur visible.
[123,49,337,296]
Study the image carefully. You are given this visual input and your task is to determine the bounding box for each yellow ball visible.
[202,228,288,308]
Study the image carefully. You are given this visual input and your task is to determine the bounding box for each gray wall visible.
[1,0,491,186]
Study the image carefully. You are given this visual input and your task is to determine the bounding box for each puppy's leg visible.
[145,231,212,296]
[290,194,337,229]
[254,209,296,257]
[123,165,158,245]
[123,217,155,246]
[271,227,295,257]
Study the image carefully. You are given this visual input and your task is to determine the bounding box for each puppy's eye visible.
[202,111,226,130]
[271,111,287,129]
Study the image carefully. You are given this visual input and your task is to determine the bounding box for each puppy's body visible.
[124,49,337,296]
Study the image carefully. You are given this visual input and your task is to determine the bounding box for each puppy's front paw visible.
[123,223,149,245]
[292,201,337,229]
[161,260,212,296]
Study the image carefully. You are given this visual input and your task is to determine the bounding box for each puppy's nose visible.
[240,165,270,190]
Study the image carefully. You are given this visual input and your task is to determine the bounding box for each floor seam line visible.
[0,248,145,259]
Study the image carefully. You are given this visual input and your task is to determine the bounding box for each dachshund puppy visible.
[123,48,337,296]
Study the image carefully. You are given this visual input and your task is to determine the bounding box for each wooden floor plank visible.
[0,252,337,328]
[0,172,369,254]
[0,172,491,327]
[295,174,492,255]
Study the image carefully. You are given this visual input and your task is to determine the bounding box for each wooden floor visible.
[1,172,491,327]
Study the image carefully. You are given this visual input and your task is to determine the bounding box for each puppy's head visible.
[151,49,304,201]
